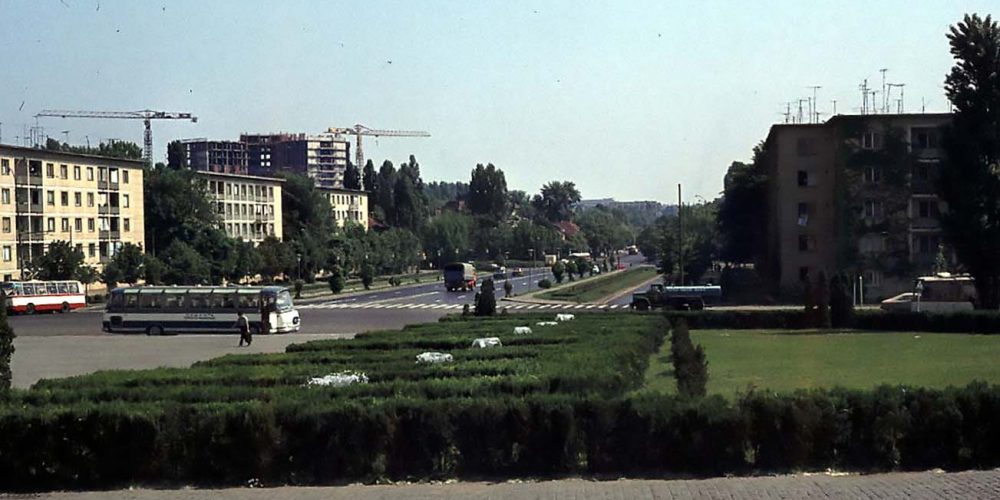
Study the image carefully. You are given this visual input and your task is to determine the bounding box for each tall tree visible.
[362,159,377,193]
[0,288,13,391]
[717,152,767,264]
[467,163,508,224]
[160,240,211,285]
[144,167,218,256]
[535,181,582,222]
[30,241,84,280]
[166,140,188,169]
[108,242,146,284]
[423,211,472,267]
[375,160,398,223]
[939,13,1000,309]
[343,160,362,190]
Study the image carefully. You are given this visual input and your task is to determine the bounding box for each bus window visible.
[46,283,58,294]
[186,291,210,309]
[223,292,236,309]
[10,283,21,296]
[69,283,79,294]
[125,294,138,309]
[23,284,35,295]
[275,290,293,312]
[139,292,162,309]
[108,292,125,309]
[57,283,69,294]
[164,292,183,309]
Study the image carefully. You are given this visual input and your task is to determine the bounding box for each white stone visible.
[471,337,503,349]
[416,352,454,364]
[514,326,533,335]
[536,321,558,326]
[555,313,575,321]
[305,370,368,387]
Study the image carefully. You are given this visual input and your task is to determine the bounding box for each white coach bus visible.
[2,280,87,314]
[103,286,300,335]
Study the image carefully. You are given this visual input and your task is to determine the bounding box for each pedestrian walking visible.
[235,311,252,347]
[504,280,513,297]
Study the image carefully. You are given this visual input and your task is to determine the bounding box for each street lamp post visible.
[528,248,535,285]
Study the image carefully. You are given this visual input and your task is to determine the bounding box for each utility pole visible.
[677,183,684,286]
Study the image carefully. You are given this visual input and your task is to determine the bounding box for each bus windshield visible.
[275,290,293,312]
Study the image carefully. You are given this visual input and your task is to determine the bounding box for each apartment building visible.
[176,140,247,174]
[318,186,368,229]
[761,113,952,301]
[242,133,350,188]
[0,145,145,280]
[198,171,283,244]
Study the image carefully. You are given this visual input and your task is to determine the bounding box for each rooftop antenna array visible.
[887,83,906,113]
[859,79,870,114]
[808,85,821,123]
[879,68,889,113]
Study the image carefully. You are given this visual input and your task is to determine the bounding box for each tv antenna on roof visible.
[879,68,889,113]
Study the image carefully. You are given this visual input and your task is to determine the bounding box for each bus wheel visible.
[60,302,70,313]
[146,325,164,336]
[26,303,35,315]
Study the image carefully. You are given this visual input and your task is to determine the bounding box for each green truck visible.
[630,284,722,311]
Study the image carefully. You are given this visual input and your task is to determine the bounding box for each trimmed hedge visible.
[665,309,1000,333]
[2,384,999,490]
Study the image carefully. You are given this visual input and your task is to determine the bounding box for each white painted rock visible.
[306,371,368,387]
[555,313,575,321]
[416,352,454,364]
[514,326,533,335]
[536,321,558,326]
[471,337,503,349]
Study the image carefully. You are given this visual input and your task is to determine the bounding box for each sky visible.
[0,0,993,202]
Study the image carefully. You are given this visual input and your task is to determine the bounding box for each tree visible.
[160,240,211,285]
[362,159,377,193]
[360,260,375,290]
[0,288,14,391]
[939,14,1000,309]
[656,203,720,284]
[816,270,831,328]
[257,236,293,282]
[75,265,100,295]
[31,241,84,280]
[228,240,259,284]
[468,163,508,225]
[375,160,398,223]
[551,261,565,283]
[166,140,188,169]
[343,161,362,190]
[328,264,345,294]
[717,153,768,265]
[534,181,582,222]
[144,167,219,256]
[577,206,632,256]
[423,211,472,268]
[144,255,165,285]
[829,274,854,328]
[102,262,123,290]
[109,242,146,284]
[393,173,422,230]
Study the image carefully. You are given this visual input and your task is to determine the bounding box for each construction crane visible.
[35,109,198,165]
[327,124,430,168]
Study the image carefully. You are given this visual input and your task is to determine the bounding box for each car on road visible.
[511,267,524,277]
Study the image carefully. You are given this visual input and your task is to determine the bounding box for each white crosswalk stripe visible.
[300,301,622,311]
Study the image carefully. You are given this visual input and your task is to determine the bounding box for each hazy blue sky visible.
[0,1,992,201]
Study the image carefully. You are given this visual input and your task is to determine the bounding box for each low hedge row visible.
[665,309,1000,333]
[2,383,998,490]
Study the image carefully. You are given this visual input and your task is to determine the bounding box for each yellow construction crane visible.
[36,109,198,165]
[327,124,430,169]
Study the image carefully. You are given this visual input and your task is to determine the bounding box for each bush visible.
[537,279,553,289]
[551,262,565,283]
[670,319,708,398]
[475,279,497,316]
[360,262,375,290]
[829,274,854,328]
[328,266,345,294]
[0,290,13,391]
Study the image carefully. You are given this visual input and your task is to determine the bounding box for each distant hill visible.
[576,199,677,227]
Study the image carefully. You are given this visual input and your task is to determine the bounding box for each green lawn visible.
[640,329,1000,398]
[537,266,658,303]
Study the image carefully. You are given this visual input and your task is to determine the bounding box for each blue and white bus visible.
[103,286,300,335]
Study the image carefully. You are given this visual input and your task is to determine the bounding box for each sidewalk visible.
[17,469,1000,499]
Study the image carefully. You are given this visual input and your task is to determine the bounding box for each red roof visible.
[555,220,580,237]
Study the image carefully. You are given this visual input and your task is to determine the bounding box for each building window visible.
[61,218,70,232]
[122,170,129,184]
[864,166,881,183]
[1,218,9,233]
[124,219,130,232]
[916,234,942,254]
[1,189,9,204]
[798,235,816,252]
[88,243,96,257]
[74,166,81,180]
[87,193,94,207]
[46,163,54,178]
[59,164,68,179]
[911,127,940,150]
[123,194,130,208]
[74,192,81,206]
[864,200,884,218]
[917,200,940,218]
[47,218,55,232]
[862,131,883,150]
[88,218,95,232]
[61,191,69,206]
[799,266,810,282]
[98,168,106,182]
[87,167,94,181]
[2,246,10,262]
[75,218,83,232]
[797,202,809,226]
[0,159,9,175]
[797,170,816,187]
[47,191,55,206]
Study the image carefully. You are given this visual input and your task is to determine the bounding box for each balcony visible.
[98,230,121,240]
[97,205,121,215]
[97,180,120,191]
[15,201,44,214]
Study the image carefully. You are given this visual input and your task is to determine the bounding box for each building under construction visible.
[242,133,350,188]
